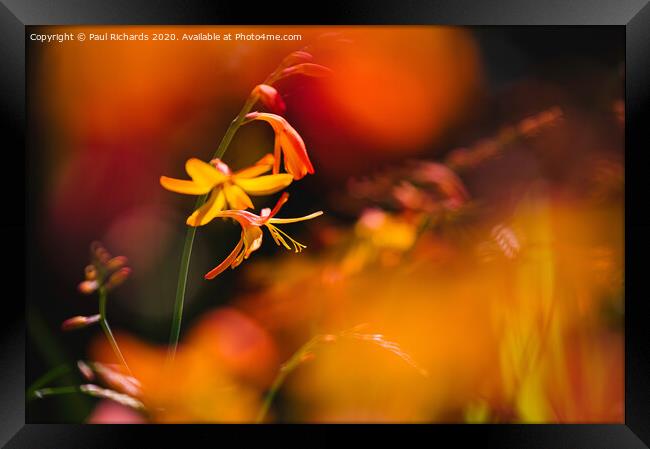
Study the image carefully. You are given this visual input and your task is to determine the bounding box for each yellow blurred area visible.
[235,194,623,423]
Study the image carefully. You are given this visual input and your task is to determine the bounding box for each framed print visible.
[1,0,649,447]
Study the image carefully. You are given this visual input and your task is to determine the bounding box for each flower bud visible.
[105,256,128,272]
[93,362,141,397]
[96,248,112,265]
[84,264,97,281]
[280,50,313,68]
[280,63,332,78]
[253,84,286,115]
[80,384,144,410]
[105,267,132,290]
[78,280,99,295]
[62,314,100,331]
[77,360,95,381]
[90,241,104,254]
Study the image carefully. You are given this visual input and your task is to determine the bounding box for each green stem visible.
[166,93,260,363]
[256,335,321,423]
[26,364,70,399]
[99,287,132,375]
[28,385,80,401]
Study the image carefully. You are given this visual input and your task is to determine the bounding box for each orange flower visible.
[244,112,315,180]
[204,193,322,279]
[160,154,293,226]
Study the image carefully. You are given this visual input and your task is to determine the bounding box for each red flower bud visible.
[253,84,286,115]
[105,256,128,272]
[280,63,332,79]
[77,360,95,381]
[105,267,132,290]
[78,280,99,295]
[280,50,313,68]
[61,314,100,331]
[84,265,97,281]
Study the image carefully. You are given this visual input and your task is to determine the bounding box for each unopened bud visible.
[78,280,99,295]
[105,267,132,290]
[84,265,97,281]
[77,360,95,381]
[93,362,141,397]
[80,384,144,410]
[280,50,313,68]
[106,256,128,272]
[90,241,104,254]
[280,63,332,79]
[209,158,232,176]
[253,84,286,114]
[62,314,100,331]
[96,248,112,265]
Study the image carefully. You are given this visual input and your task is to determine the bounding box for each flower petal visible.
[235,174,293,195]
[234,226,264,267]
[268,211,324,224]
[280,128,315,180]
[233,154,274,179]
[185,158,226,188]
[224,184,254,210]
[204,237,244,279]
[244,113,314,179]
[186,189,226,226]
[160,176,211,195]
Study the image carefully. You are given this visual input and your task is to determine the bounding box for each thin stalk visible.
[99,287,132,375]
[28,385,80,401]
[166,93,260,363]
[26,364,70,399]
[256,335,321,423]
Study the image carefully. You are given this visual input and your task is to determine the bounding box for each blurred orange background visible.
[27,26,623,423]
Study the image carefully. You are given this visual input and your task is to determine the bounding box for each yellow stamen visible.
[265,223,307,253]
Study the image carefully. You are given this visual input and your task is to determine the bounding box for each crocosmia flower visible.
[204,193,322,279]
[160,154,293,226]
[244,112,315,180]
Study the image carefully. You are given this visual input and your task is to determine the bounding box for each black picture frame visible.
[2,0,648,447]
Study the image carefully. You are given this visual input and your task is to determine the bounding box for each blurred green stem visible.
[256,335,322,423]
[27,385,80,401]
[99,287,132,375]
[26,364,70,399]
[166,92,260,363]
[27,306,91,418]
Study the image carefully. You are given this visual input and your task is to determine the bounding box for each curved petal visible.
[204,237,244,280]
[268,211,324,224]
[280,128,314,180]
[235,174,293,195]
[160,176,211,195]
[233,154,274,179]
[233,226,264,267]
[186,189,226,227]
[224,184,254,210]
[185,158,226,189]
